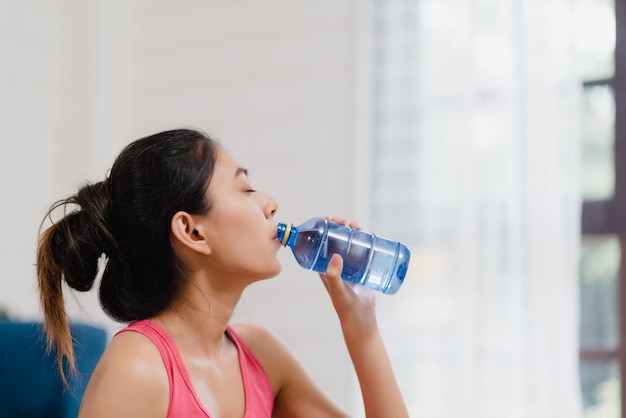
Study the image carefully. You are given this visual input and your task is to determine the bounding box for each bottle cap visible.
[277,223,293,247]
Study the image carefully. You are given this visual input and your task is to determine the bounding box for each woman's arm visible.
[322,253,409,418]
[239,222,408,418]
[245,254,408,418]
[232,323,349,418]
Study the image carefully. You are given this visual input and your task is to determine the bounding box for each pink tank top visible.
[116,319,274,417]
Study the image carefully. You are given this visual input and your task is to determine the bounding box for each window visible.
[577,0,622,416]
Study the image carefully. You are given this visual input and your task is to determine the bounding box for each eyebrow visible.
[235,167,249,177]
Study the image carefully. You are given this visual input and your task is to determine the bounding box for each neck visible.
[153,274,245,356]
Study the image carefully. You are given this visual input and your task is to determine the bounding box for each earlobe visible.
[171,211,211,255]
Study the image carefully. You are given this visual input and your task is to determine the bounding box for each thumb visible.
[323,254,346,295]
[326,253,343,278]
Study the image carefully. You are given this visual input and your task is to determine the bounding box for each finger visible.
[348,221,362,230]
[325,253,343,278]
[318,253,342,290]
[324,254,347,294]
[324,216,363,231]
[325,216,347,225]
[318,272,329,289]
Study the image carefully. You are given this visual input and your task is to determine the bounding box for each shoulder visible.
[229,323,288,368]
[229,323,291,392]
[230,323,349,417]
[230,322,281,351]
[79,328,170,417]
[104,328,169,379]
[230,322,295,368]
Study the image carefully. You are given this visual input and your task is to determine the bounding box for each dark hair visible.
[37,128,219,384]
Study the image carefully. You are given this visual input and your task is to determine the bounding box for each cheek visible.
[213,231,274,265]
[212,240,281,280]
[206,206,276,269]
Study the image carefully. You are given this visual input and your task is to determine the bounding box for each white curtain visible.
[365,0,583,417]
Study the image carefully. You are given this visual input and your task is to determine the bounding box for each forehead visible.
[212,147,246,183]
[215,147,239,170]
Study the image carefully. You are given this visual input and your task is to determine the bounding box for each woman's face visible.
[200,147,282,282]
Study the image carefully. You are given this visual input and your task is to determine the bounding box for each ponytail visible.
[36,181,116,386]
[36,128,219,387]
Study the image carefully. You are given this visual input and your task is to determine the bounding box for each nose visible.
[263,192,279,219]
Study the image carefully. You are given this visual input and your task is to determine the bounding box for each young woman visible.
[37,128,408,417]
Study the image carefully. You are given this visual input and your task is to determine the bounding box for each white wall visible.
[0,0,363,413]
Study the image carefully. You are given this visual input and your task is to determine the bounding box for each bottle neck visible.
[277,222,298,247]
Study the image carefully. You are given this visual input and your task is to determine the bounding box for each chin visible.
[267,263,282,278]
[251,263,282,282]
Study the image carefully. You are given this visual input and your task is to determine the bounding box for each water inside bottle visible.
[359,239,400,291]
[340,230,374,283]
[285,218,410,294]
[292,231,321,269]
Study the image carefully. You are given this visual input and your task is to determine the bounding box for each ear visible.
[170,211,211,255]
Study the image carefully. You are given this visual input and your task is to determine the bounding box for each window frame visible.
[579,0,625,413]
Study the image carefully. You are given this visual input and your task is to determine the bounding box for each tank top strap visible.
[116,320,274,417]
[116,319,210,417]
[225,326,275,417]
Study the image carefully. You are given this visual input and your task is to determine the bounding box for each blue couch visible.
[0,320,107,418]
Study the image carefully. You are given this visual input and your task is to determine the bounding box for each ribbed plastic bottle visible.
[277,217,410,295]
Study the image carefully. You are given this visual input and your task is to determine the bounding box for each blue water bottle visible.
[277,217,410,295]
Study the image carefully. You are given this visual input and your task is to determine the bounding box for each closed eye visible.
[246,189,257,193]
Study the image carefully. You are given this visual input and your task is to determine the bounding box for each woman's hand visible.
[318,216,409,418]
[318,216,378,341]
